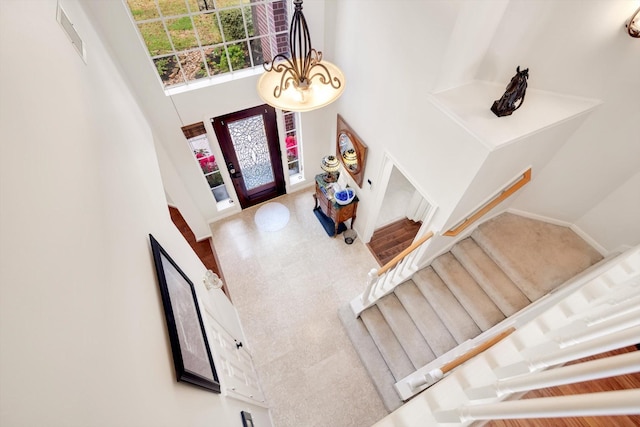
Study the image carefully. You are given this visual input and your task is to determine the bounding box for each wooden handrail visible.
[444,168,531,237]
[440,327,515,374]
[377,230,434,276]
[409,327,516,391]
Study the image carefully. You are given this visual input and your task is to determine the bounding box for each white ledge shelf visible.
[429,80,601,150]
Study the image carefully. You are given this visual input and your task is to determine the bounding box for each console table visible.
[313,174,358,237]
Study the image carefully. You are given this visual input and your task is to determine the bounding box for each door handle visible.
[227,162,241,179]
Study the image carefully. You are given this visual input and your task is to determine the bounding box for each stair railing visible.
[444,168,531,237]
[351,168,533,317]
[350,231,435,316]
[433,324,640,423]
[393,245,640,403]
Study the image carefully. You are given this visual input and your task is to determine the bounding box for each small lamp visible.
[321,155,340,182]
[627,6,640,38]
[342,148,358,171]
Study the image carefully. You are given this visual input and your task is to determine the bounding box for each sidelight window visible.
[187,134,232,206]
[283,110,303,185]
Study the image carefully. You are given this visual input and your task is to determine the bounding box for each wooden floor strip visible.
[367,218,422,266]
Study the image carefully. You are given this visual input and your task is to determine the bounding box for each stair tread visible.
[372,218,421,236]
[432,252,505,331]
[452,238,531,316]
[338,305,402,412]
[369,219,422,266]
[361,306,415,381]
[412,267,481,343]
[377,293,435,369]
[394,280,457,357]
[472,212,603,301]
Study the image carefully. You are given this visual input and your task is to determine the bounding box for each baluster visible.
[546,309,640,349]
[434,389,640,423]
[361,268,379,307]
[495,324,640,379]
[467,350,640,399]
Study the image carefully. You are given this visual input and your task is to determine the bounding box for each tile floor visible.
[210,189,388,427]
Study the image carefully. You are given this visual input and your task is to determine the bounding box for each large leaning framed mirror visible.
[336,114,367,188]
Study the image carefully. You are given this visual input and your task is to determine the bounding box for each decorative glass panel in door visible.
[227,116,274,191]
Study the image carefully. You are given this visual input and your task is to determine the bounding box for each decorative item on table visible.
[342,148,358,172]
[335,187,355,205]
[321,154,340,183]
[491,66,529,117]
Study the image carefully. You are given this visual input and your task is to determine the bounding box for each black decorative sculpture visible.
[491,66,529,117]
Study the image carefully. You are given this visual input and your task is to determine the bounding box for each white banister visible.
[467,350,640,399]
[351,230,435,316]
[362,268,378,303]
[548,309,640,348]
[496,324,640,379]
[434,389,640,423]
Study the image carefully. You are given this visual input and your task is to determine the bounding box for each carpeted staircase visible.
[339,212,603,412]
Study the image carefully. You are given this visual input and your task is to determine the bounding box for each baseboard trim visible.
[507,208,607,256]
[506,208,573,227]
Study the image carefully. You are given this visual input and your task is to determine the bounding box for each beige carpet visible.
[472,212,603,301]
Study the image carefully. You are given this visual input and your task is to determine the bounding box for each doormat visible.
[255,202,290,232]
[313,207,347,237]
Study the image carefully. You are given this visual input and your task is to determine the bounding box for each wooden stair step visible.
[377,293,435,369]
[394,280,457,357]
[368,218,422,266]
[412,267,481,343]
[372,218,421,237]
[432,252,505,331]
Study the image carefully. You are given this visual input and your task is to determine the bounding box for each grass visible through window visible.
[126,0,288,89]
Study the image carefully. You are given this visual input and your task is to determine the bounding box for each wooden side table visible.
[313,174,358,237]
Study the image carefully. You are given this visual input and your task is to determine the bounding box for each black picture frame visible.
[149,234,220,393]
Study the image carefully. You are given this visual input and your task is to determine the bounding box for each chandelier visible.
[257,0,345,112]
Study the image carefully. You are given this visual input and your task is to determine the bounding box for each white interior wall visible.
[375,167,416,229]
[443,113,593,233]
[156,139,212,240]
[81,0,219,224]
[478,0,640,250]
[330,1,503,238]
[0,1,271,425]
[575,171,640,253]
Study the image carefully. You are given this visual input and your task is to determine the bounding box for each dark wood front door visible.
[211,105,286,209]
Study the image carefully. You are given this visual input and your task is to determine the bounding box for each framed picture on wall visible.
[149,234,220,393]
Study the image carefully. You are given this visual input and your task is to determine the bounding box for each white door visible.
[203,307,267,406]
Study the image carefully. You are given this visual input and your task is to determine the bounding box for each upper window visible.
[125,0,289,92]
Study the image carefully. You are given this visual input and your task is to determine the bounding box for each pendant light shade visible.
[257,0,345,112]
